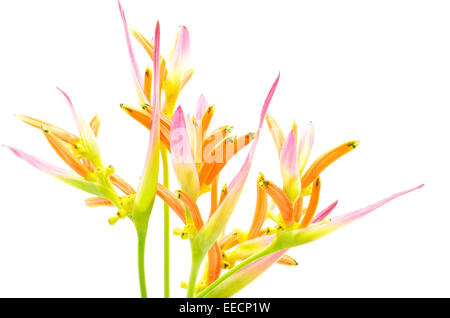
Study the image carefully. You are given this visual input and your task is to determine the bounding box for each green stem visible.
[137,231,148,298]
[161,146,170,298]
[187,254,202,298]
[196,245,277,298]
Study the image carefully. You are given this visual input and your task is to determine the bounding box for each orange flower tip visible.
[257,173,267,187]
[349,140,359,149]
[315,177,320,187]
[291,121,298,135]
[279,255,298,266]
[225,126,233,133]
[221,184,228,193]
[207,105,215,113]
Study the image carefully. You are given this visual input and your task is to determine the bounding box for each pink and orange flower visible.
[4,1,423,298]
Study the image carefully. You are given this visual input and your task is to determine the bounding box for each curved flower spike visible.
[4,145,119,206]
[170,106,201,200]
[200,184,423,298]
[132,20,161,233]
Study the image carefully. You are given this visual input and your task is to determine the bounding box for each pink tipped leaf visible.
[274,184,425,251]
[168,26,190,77]
[202,184,423,298]
[280,130,301,202]
[118,1,148,106]
[298,121,314,174]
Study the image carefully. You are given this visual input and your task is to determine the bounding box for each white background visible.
[0,0,448,297]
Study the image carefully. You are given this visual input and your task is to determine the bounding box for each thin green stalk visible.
[137,231,148,298]
[161,146,170,298]
[196,245,277,298]
[187,255,202,298]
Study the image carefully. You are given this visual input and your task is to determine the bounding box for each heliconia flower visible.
[125,13,193,117]
[169,98,255,198]
[200,184,424,298]
[8,89,128,207]
[155,75,279,293]
[4,145,120,206]
[262,115,359,227]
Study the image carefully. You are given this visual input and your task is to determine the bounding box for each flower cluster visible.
[4,2,422,298]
